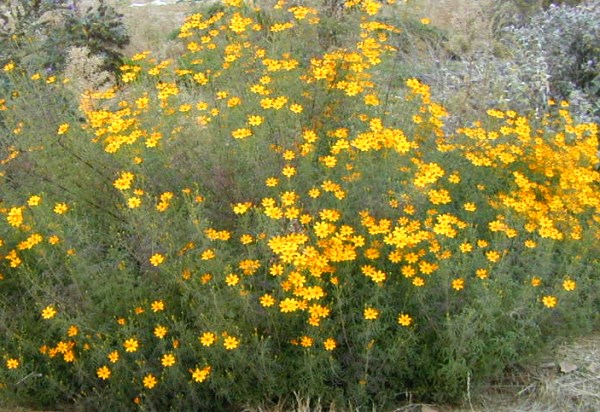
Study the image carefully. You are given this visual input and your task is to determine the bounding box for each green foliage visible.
[0,0,129,75]
[506,2,600,120]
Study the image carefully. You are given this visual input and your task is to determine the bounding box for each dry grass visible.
[443,333,600,412]
[108,0,192,58]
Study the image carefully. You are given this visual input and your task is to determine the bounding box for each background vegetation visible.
[0,0,598,410]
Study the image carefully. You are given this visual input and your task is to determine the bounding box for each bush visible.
[0,0,599,410]
[0,0,129,75]
[506,2,600,120]
[425,1,600,122]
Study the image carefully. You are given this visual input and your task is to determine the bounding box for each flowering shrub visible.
[0,0,598,410]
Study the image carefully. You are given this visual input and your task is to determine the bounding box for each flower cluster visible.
[0,0,597,409]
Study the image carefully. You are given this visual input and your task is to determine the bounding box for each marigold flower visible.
[476,269,489,279]
[542,295,557,308]
[6,358,19,369]
[397,313,413,327]
[27,195,42,206]
[41,305,57,319]
[300,336,313,347]
[143,374,158,389]
[412,276,426,287]
[149,253,165,266]
[223,336,240,350]
[123,338,139,353]
[562,278,576,291]
[232,202,251,214]
[463,202,477,212]
[459,242,473,253]
[67,325,79,337]
[199,332,217,347]
[154,325,168,339]
[323,338,336,351]
[127,197,141,208]
[247,115,264,126]
[190,366,211,383]
[161,353,176,367]
[225,274,240,286]
[108,351,119,363]
[260,294,276,307]
[151,300,165,312]
[7,207,24,227]
[53,203,68,214]
[282,166,296,177]
[452,278,465,291]
[57,123,70,135]
[363,307,379,320]
[97,365,111,380]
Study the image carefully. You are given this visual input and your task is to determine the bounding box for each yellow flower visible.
[324,338,336,351]
[225,274,240,286]
[459,242,473,253]
[154,325,168,339]
[223,336,240,350]
[123,338,139,352]
[67,325,79,337]
[420,17,431,25]
[260,294,276,307]
[108,351,119,363]
[281,166,296,177]
[6,358,19,369]
[199,332,217,347]
[486,250,501,263]
[97,365,111,380]
[41,305,57,319]
[300,336,313,347]
[149,253,165,266]
[151,300,165,312]
[562,279,576,291]
[463,202,477,212]
[542,295,557,308]
[265,177,279,187]
[53,203,68,214]
[289,103,303,113]
[190,366,211,383]
[201,249,216,260]
[239,234,254,245]
[476,269,489,279]
[143,374,158,389]
[247,115,264,126]
[7,207,23,227]
[412,277,425,287]
[452,278,465,291]
[113,172,135,190]
[363,307,379,320]
[127,197,141,208]
[397,313,413,327]
[3,61,15,72]
[57,123,70,135]
[531,276,542,287]
[231,128,253,139]
[27,195,42,206]
[232,202,251,214]
[161,353,176,367]
[279,298,300,313]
